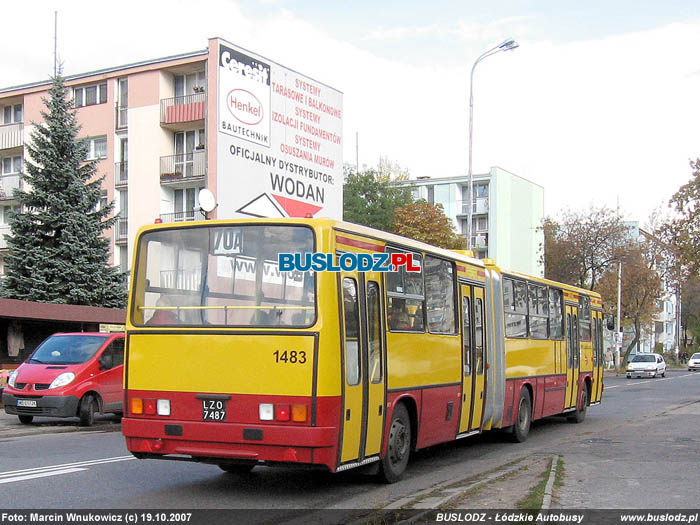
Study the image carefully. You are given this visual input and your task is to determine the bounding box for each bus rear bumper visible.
[123,417,337,467]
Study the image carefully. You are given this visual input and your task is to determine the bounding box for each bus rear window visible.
[132,225,316,327]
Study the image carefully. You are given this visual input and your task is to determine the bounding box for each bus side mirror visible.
[606,315,615,331]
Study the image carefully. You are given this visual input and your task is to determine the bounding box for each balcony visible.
[0,174,22,201]
[456,197,489,216]
[472,233,488,249]
[115,216,128,244]
[159,210,205,223]
[160,150,206,184]
[116,105,127,130]
[0,123,23,150]
[115,162,128,187]
[160,93,205,128]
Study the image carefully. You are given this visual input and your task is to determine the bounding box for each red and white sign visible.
[216,39,343,219]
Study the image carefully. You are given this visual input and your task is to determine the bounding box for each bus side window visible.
[475,297,484,374]
[367,281,382,383]
[462,296,471,375]
[342,278,361,386]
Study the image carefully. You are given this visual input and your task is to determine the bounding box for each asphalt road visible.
[0,370,698,512]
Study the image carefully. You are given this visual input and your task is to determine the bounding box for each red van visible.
[2,332,125,426]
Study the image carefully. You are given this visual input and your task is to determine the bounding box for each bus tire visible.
[380,403,411,483]
[218,462,255,474]
[79,395,97,427]
[510,388,531,443]
[568,386,588,424]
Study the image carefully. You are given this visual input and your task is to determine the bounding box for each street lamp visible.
[467,38,519,251]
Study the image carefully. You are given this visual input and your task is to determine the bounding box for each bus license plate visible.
[202,399,227,422]
[17,399,37,407]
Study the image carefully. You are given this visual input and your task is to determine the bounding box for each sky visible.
[2,0,699,223]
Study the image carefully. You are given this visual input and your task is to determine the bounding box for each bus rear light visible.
[144,399,157,415]
[131,398,143,415]
[275,404,291,421]
[291,404,307,422]
[259,403,274,421]
[157,399,171,416]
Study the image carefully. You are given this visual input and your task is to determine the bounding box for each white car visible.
[626,353,666,378]
[688,352,700,372]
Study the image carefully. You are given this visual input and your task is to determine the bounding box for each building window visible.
[174,71,206,97]
[2,104,22,124]
[74,83,108,107]
[1,205,20,225]
[83,136,107,160]
[427,185,434,204]
[1,156,22,174]
[475,184,488,198]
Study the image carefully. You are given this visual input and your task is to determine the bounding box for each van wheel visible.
[510,388,531,443]
[18,415,33,424]
[79,395,97,427]
[380,403,411,483]
[568,387,588,423]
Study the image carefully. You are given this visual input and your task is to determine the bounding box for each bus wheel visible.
[380,403,411,483]
[568,386,588,424]
[218,462,255,474]
[511,388,531,443]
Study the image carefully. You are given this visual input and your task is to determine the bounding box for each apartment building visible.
[0,37,343,277]
[400,167,544,277]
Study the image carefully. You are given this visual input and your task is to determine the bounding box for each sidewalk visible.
[0,401,122,439]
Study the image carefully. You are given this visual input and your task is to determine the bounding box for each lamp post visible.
[467,38,519,251]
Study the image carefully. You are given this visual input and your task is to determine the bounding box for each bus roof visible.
[504,270,602,299]
[136,217,487,270]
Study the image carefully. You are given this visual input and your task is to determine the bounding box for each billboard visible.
[216,39,343,219]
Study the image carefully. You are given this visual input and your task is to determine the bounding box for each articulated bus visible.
[122,218,604,482]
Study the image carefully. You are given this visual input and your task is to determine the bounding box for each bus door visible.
[458,284,474,434]
[339,272,386,464]
[592,313,603,402]
[565,306,580,409]
[363,275,386,457]
[470,287,487,431]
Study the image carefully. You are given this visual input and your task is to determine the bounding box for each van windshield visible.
[29,335,108,365]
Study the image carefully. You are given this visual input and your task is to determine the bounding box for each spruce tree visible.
[1,73,126,307]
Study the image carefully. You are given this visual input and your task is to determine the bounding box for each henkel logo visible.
[227,89,264,125]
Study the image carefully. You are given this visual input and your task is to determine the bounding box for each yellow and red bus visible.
[122,218,604,482]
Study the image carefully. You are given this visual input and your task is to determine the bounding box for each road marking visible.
[0,467,86,485]
[0,455,135,479]
[606,372,699,388]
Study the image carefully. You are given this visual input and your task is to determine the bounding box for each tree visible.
[539,206,632,290]
[660,159,700,277]
[392,200,466,250]
[0,73,126,307]
[681,276,700,349]
[596,247,663,365]
[343,168,413,232]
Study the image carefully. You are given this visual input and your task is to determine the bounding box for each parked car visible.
[626,353,666,379]
[688,352,700,372]
[2,332,124,426]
